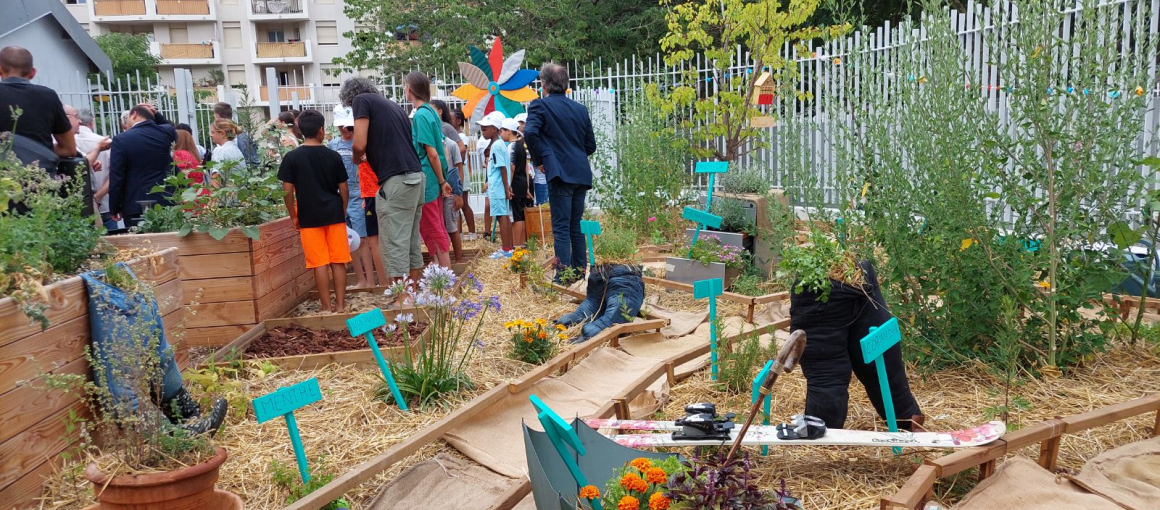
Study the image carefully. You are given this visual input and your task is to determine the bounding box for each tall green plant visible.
[136,160,286,240]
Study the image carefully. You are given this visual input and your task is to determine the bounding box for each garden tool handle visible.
[726,329,806,461]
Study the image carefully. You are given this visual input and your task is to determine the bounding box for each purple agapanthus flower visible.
[464,273,484,293]
[487,295,502,312]
[453,299,483,321]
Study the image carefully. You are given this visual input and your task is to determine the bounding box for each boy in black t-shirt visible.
[278,110,352,312]
[501,119,533,247]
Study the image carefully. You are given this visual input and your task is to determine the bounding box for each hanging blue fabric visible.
[81,264,183,415]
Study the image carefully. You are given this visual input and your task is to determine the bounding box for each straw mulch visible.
[38,245,585,510]
[659,342,1160,509]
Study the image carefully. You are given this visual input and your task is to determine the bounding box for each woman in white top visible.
[209,118,246,185]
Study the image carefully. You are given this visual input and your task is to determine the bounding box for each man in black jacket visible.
[108,104,178,227]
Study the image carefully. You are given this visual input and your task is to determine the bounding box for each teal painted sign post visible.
[682,207,723,257]
[860,317,903,454]
[694,278,724,381]
[253,377,323,482]
[346,308,408,412]
[529,395,603,510]
[579,220,601,267]
[695,161,729,210]
[751,360,774,456]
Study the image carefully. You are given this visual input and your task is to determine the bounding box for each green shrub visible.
[716,326,771,394]
[719,165,769,195]
[709,198,757,236]
[595,227,638,264]
[135,160,286,239]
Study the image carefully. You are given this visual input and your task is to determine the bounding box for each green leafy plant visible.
[709,198,757,236]
[270,457,349,510]
[136,160,286,240]
[0,141,101,328]
[716,326,772,394]
[595,227,639,265]
[506,319,563,365]
[376,267,497,409]
[719,165,770,195]
[776,231,860,303]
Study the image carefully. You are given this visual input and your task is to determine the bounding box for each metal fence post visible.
[266,67,280,119]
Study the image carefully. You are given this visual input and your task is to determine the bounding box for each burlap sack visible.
[1075,436,1160,510]
[953,456,1123,510]
[366,453,518,509]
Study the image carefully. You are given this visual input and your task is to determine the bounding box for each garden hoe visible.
[726,329,806,461]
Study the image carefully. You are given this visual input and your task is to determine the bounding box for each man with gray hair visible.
[340,77,425,295]
[523,63,597,284]
[71,105,116,229]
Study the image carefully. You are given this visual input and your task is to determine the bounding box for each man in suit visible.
[108,104,178,228]
[523,63,597,283]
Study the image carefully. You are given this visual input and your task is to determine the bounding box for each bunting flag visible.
[451,37,539,119]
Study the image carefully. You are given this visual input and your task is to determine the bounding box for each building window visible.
[321,64,342,87]
[223,22,242,48]
[66,0,87,4]
[316,21,338,45]
[227,65,246,89]
[267,30,286,43]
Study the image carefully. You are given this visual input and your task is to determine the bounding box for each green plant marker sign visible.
[580,220,601,267]
[346,308,408,412]
[860,317,902,454]
[694,278,724,381]
[695,161,729,209]
[752,360,774,456]
[253,377,323,483]
[682,207,723,257]
[529,395,603,510]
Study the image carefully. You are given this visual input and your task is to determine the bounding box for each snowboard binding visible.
[673,403,736,441]
[775,414,827,440]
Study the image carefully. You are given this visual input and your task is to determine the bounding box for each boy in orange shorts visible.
[279,109,352,312]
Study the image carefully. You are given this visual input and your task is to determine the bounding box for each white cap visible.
[333,106,354,127]
[476,111,505,128]
[514,113,527,123]
[501,118,520,132]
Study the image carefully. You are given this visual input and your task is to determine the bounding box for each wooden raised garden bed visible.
[525,204,552,241]
[209,308,431,371]
[0,248,184,510]
[104,217,313,347]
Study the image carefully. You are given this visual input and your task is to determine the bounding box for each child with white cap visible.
[516,112,548,205]
[328,106,376,288]
[501,118,532,247]
[477,112,514,257]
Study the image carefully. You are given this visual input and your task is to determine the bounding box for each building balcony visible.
[150,41,220,65]
[259,86,314,103]
[248,0,309,20]
[253,40,312,64]
[92,0,214,21]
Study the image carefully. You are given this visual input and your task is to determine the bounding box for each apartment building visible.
[61,0,361,104]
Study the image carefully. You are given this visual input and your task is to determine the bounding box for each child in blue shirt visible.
[478,114,513,257]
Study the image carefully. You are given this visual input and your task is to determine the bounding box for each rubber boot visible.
[180,398,228,438]
[160,388,202,423]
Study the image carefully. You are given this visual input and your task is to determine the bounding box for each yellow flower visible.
[504,321,514,329]
[618,496,640,510]
[557,333,567,340]
[579,485,600,499]
[535,318,547,326]
[648,493,671,510]
[555,324,566,331]
[1036,280,1051,289]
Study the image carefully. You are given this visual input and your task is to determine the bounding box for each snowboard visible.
[583,418,1006,449]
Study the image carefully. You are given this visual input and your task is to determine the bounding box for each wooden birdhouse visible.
[751,71,775,105]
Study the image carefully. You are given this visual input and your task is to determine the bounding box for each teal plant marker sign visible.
[529,395,603,510]
[752,360,774,455]
[695,161,729,209]
[347,308,408,412]
[579,220,601,267]
[253,377,323,483]
[694,278,724,381]
[682,207,723,257]
[860,317,902,454]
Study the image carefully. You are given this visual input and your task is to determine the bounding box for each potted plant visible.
[43,262,238,510]
[665,234,748,288]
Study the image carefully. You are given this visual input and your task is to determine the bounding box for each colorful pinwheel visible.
[452,37,539,119]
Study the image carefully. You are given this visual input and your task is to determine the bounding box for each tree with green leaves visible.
[646,0,848,162]
[92,33,161,87]
[334,0,666,78]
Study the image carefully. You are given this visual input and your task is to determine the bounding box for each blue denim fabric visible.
[81,265,183,414]
[557,265,645,340]
[548,179,588,278]
[534,182,549,205]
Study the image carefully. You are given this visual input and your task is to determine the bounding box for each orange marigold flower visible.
[617,495,640,510]
[629,477,648,492]
[620,472,645,491]
[630,458,652,471]
[645,467,667,484]
[537,331,547,339]
[578,485,600,499]
[648,492,671,510]
[524,334,534,343]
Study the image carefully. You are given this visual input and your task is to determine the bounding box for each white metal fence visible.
[55,0,1160,202]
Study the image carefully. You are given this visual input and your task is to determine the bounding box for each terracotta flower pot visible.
[83,447,241,510]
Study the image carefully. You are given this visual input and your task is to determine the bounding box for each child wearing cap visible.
[328,106,376,288]
[279,110,352,312]
[516,113,548,205]
[501,118,532,247]
[479,114,514,257]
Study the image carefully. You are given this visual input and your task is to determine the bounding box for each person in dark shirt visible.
[340,77,425,298]
[107,104,178,226]
[501,119,533,248]
[0,46,75,158]
[278,109,352,313]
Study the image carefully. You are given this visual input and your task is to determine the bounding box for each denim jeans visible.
[556,265,644,340]
[534,182,549,205]
[548,179,588,279]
